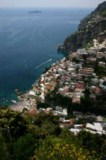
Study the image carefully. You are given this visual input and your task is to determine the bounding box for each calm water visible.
[0,8,93,105]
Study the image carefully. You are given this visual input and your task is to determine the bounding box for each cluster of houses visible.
[23,38,106,107]
[69,119,106,135]
[59,111,106,135]
[38,106,106,135]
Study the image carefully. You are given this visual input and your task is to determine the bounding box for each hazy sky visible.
[0,0,105,8]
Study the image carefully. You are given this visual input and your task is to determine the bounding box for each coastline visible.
[9,58,63,112]
[10,101,25,112]
[7,54,65,112]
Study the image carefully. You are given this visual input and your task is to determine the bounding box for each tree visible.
[0,109,28,139]
[0,132,9,160]
[13,133,36,160]
[78,131,106,159]
[30,136,94,160]
[45,91,73,115]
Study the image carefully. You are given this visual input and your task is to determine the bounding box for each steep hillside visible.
[63,1,106,52]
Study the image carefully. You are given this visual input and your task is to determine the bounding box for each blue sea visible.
[0,8,93,105]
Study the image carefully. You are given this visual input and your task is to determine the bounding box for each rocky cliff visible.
[63,1,106,52]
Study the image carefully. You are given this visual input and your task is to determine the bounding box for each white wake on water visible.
[35,59,52,70]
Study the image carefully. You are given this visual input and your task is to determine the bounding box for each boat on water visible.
[11,100,17,104]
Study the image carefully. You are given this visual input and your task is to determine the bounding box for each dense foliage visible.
[0,108,106,160]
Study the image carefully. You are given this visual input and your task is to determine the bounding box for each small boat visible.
[11,100,17,104]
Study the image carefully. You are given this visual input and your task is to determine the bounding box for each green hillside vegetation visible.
[0,108,106,160]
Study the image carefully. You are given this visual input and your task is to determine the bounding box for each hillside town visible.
[11,38,106,135]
